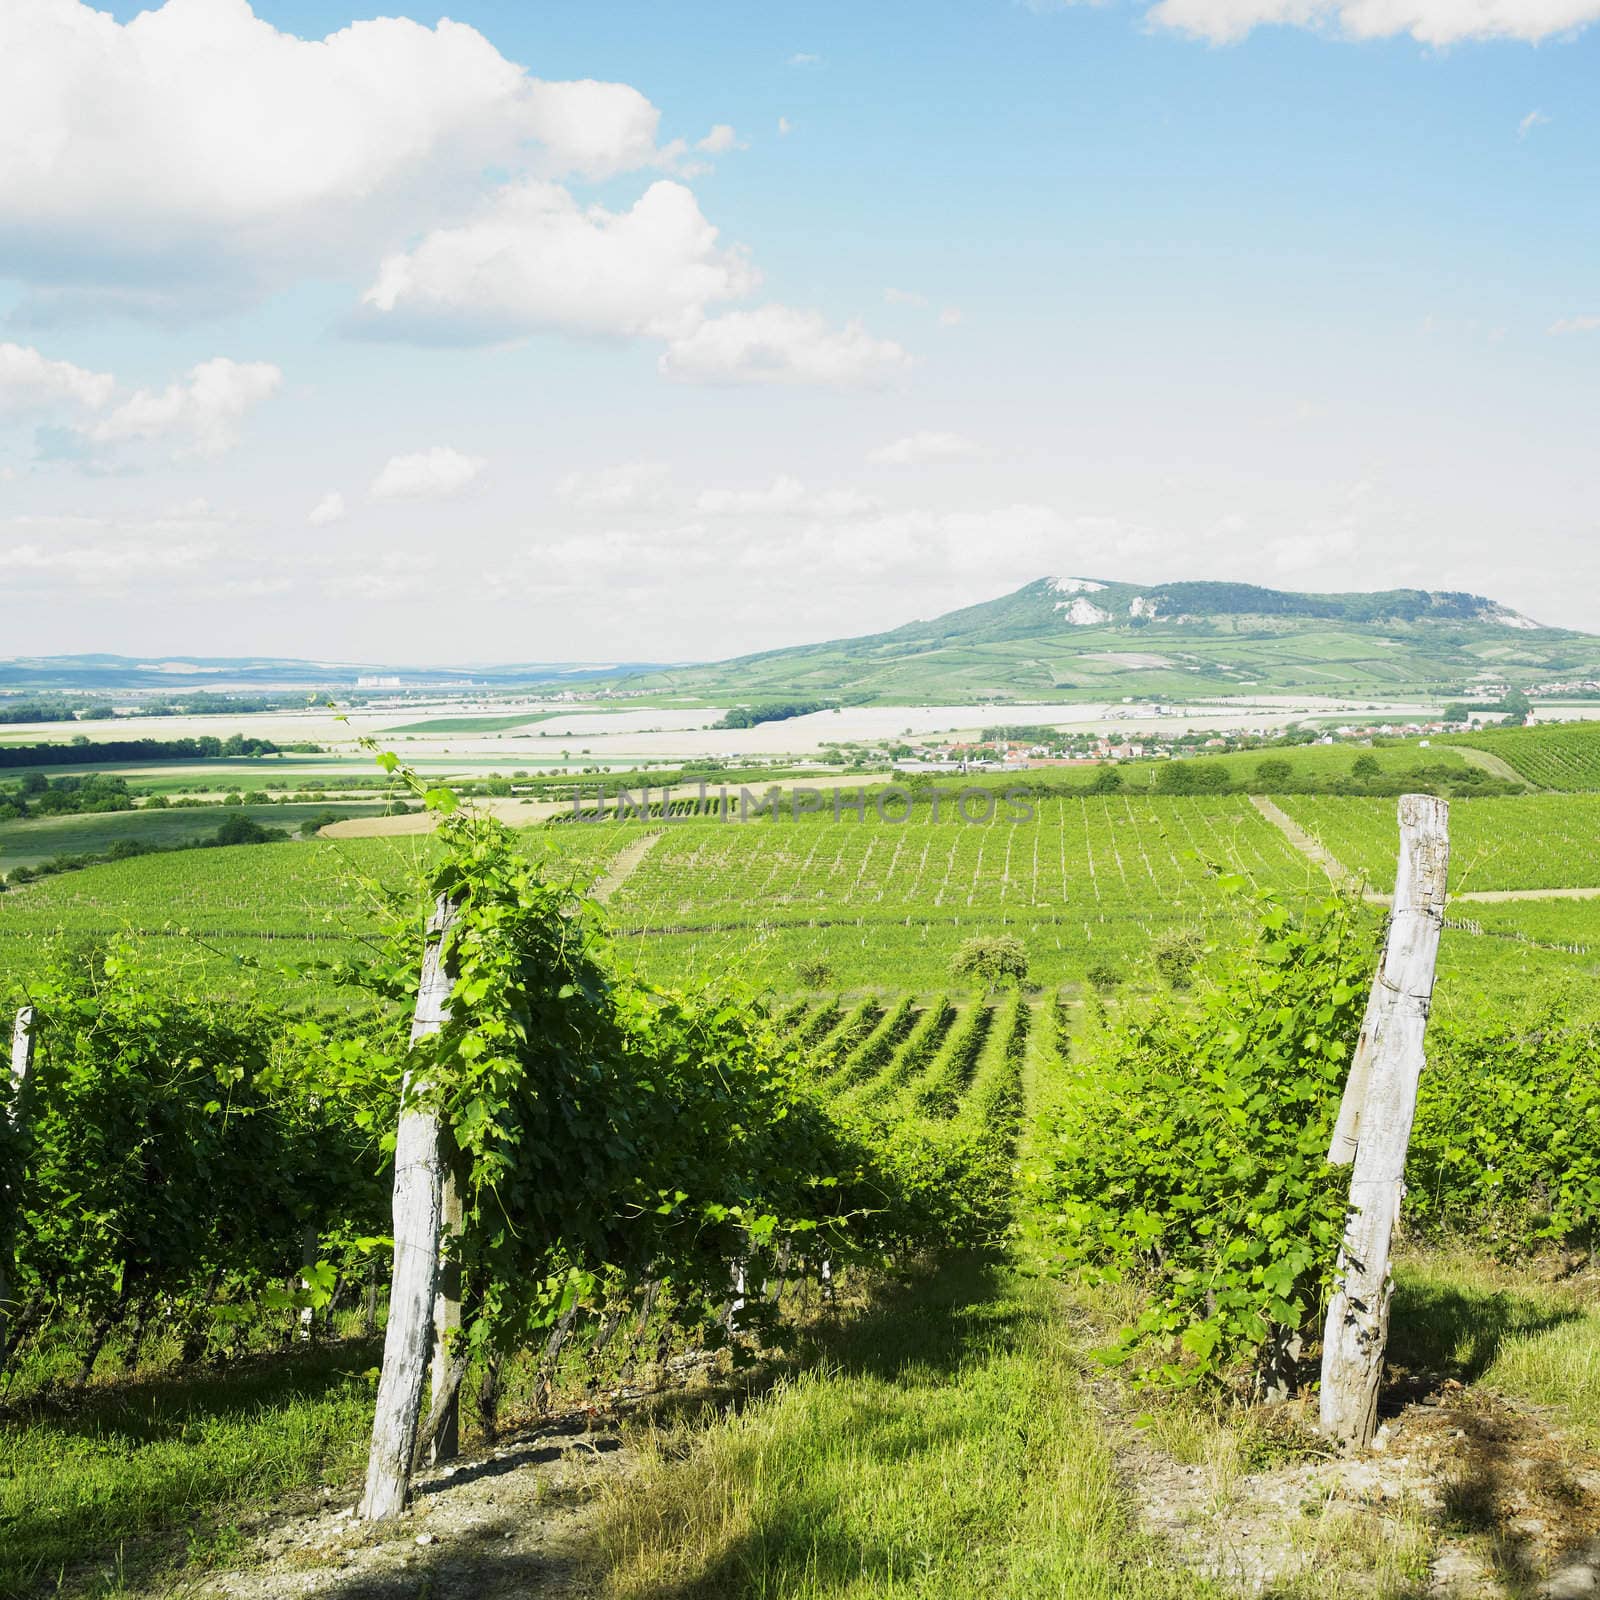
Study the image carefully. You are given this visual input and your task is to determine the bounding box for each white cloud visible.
[938,305,963,327]
[0,0,693,318]
[1,500,236,589]
[1549,314,1600,334]
[357,180,758,344]
[696,124,744,154]
[82,358,282,459]
[778,116,794,136]
[868,431,984,466]
[370,446,486,501]
[0,343,115,418]
[556,460,674,511]
[788,52,823,66]
[694,476,878,516]
[660,306,911,387]
[1143,0,1600,44]
[308,491,347,526]
[1518,108,1552,137]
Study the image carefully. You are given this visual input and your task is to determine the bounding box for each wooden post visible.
[1,1007,36,1360]
[359,896,458,1520]
[1319,795,1449,1450]
[428,1162,463,1464]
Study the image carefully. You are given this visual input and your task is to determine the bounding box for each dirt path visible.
[182,1412,626,1600]
[1248,794,1353,885]
[590,831,662,903]
[1452,885,1600,903]
[1455,745,1535,787]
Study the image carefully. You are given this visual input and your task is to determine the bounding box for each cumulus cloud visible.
[1518,108,1552,136]
[938,305,963,327]
[693,476,878,517]
[556,460,675,511]
[357,181,757,344]
[0,343,115,417]
[660,307,910,387]
[370,446,486,501]
[0,0,694,318]
[82,358,282,459]
[1549,314,1600,334]
[308,491,347,526]
[777,116,794,136]
[867,431,983,466]
[696,124,744,154]
[1143,0,1600,44]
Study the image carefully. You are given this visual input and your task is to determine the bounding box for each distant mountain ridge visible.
[872,577,1545,642]
[627,576,1588,703]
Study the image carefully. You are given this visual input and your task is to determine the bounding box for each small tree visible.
[950,935,1029,994]
[1255,758,1293,788]
[1085,962,1123,995]
[1153,929,1205,991]
[797,958,834,989]
[1350,754,1381,781]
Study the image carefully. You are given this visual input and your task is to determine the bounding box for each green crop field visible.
[0,802,390,872]
[1448,719,1600,790]
[1108,739,1472,791]
[382,710,628,733]
[1278,793,1600,892]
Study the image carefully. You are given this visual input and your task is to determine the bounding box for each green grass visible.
[382,711,620,734]
[0,1343,377,1598]
[593,1256,1218,1600]
[1106,739,1470,793]
[1391,1254,1600,1447]
[0,803,389,872]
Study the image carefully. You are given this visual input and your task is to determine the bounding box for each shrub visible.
[1152,929,1205,990]
[797,958,835,989]
[950,935,1029,994]
[1038,886,1373,1387]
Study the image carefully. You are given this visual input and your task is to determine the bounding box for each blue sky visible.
[2,0,1597,662]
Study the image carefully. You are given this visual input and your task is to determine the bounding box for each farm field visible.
[1108,739,1474,791]
[0,797,1333,1000]
[0,801,390,872]
[1277,793,1600,892]
[1448,719,1600,790]
[6,779,1600,1597]
[12,788,1600,1002]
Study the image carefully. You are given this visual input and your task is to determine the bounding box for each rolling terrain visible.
[622,577,1600,702]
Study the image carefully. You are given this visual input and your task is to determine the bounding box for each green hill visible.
[624,576,1597,703]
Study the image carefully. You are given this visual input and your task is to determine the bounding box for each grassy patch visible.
[1392,1254,1600,1444]
[592,1255,1217,1600]
[384,710,624,734]
[0,1343,378,1597]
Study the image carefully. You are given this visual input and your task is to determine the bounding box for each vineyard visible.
[4,772,1600,1597]
[1449,719,1600,790]
[1277,793,1600,893]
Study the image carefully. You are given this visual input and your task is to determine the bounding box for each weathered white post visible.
[360,896,459,1519]
[1319,795,1449,1450]
[428,1165,463,1463]
[1,1007,37,1357]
